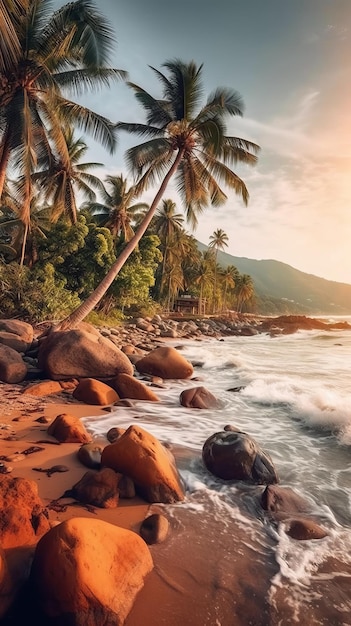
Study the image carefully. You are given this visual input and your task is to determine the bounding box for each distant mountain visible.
[196,241,351,315]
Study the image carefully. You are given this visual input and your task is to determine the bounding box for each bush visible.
[0,262,81,322]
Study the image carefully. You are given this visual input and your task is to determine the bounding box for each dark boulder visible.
[202,430,278,484]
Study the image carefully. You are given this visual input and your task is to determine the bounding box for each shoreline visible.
[1,314,351,624]
[0,381,279,626]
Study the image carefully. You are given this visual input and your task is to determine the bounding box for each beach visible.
[1,317,351,625]
[0,381,278,626]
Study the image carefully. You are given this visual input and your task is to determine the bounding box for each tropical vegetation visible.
[0,0,262,324]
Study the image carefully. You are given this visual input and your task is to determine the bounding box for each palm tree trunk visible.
[0,136,11,198]
[19,222,29,267]
[57,148,185,330]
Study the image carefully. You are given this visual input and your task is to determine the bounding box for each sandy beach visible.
[0,379,281,626]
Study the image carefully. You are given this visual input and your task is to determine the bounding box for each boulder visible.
[47,413,92,444]
[72,378,119,405]
[30,517,153,626]
[0,345,27,383]
[202,430,278,484]
[261,485,311,520]
[110,373,160,402]
[0,319,34,353]
[101,425,185,503]
[135,346,193,379]
[65,468,120,509]
[38,329,134,380]
[77,443,104,469]
[0,476,50,549]
[140,513,169,545]
[180,386,219,409]
[284,518,328,540]
[106,427,126,443]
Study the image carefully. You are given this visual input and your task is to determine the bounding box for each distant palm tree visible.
[86,174,149,242]
[220,264,239,312]
[209,228,229,312]
[236,273,254,312]
[0,0,126,235]
[59,58,259,328]
[152,198,184,296]
[34,128,105,225]
[194,253,214,315]
[0,195,51,266]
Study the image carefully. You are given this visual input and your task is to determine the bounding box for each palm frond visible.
[116,121,165,140]
[55,97,117,153]
[47,0,117,67]
[54,68,127,96]
[125,138,172,176]
[126,82,172,127]
[161,59,204,120]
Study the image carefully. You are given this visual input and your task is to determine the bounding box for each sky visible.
[57,0,351,284]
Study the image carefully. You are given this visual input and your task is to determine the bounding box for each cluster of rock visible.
[0,314,350,384]
[0,315,335,624]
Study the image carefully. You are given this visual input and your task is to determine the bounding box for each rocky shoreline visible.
[0,313,350,625]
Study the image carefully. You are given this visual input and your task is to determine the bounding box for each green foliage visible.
[35,215,116,298]
[0,262,81,322]
[85,309,125,327]
[110,234,162,310]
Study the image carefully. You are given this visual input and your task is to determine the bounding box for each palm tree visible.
[236,273,254,312]
[33,128,105,225]
[86,174,149,241]
[208,228,229,312]
[151,198,184,297]
[0,0,126,234]
[194,253,214,315]
[59,58,259,329]
[0,193,51,266]
[220,264,239,312]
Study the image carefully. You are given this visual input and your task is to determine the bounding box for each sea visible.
[83,316,351,626]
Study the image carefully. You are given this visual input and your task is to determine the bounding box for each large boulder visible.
[135,346,193,379]
[0,345,27,383]
[101,425,185,503]
[110,373,160,402]
[0,319,34,353]
[72,378,119,405]
[0,476,50,549]
[47,413,92,444]
[202,430,278,484]
[30,517,153,626]
[38,328,133,380]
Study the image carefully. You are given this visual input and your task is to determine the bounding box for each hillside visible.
[196,242,351,315]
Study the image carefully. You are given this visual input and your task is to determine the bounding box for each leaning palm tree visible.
[0,0,126,235]
[59,58,259,329]
[86,174,149,241]
[208,228,229,312]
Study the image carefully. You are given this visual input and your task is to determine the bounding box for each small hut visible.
[174,295,206,315]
